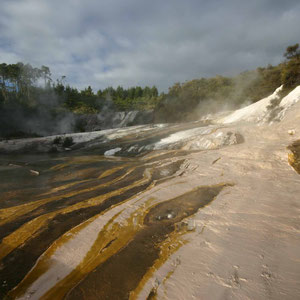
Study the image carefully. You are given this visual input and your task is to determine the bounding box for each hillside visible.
[1,44,300,138]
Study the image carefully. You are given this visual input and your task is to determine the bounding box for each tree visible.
[41,65,51,88]
[284,43,300,60]
[135,86,143,98]
[282,43,300,88]
[97,89,103,98]
[81,86,94,97]
[150,86,158,97]
[0,63,8,101]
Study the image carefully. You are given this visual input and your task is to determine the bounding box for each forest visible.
[1,43,300,138]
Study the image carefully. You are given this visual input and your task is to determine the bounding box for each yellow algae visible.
[288,152,300,174]
[98,165,135,182]
[129,229,188,300]
[0,200,49,225]
[163,268,175,285]
[8,210,100,300]
[0,166,138,226]
[51,167,102,182]
[0,215,50,260]
[287,140,300,174]
[49,156,105,171]
[142,150,179,162]
[143,150,171,160]
[43,164,132,197]
[42,212,139,299]
[50,162,72,171]
[130,184,230,300]
[58,168,152,215]
[0,211,60,260]
[0,169,153,259]
[39,179,91,196]
[11,197,155,300]
[49,155,131,171]
[160,268,178,299]
[8,183,227,299]
[98,164,129,179]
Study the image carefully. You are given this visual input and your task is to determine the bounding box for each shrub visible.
[53,136,62,144]
[62,136,74,148]
[281,59,300,89]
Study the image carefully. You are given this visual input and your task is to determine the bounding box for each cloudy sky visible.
[0,0,299,91]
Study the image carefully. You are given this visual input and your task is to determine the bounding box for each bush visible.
[281,59,300,89]
[62,137,74,147]
[53,136,62,144]
[74,118,87,132]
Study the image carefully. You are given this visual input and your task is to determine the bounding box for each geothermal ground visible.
[0,87,300,299]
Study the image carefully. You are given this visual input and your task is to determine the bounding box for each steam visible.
[191,71,262,120]
[0,91,76,138]
[0,69,262,139]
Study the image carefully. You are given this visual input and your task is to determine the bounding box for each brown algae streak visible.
[65,183,231,300]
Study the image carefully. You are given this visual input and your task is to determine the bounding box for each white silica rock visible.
[280,86,300,107]
[104,147,122,156]
[218,86,283,124]
[187,220,196,231]
[278,86,300,120]
[217,85,300,125]
[153,126,215,150]
[182,130,243,151]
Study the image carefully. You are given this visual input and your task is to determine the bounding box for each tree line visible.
[56,84,160,113]
[154,43,300,122]
[0,43,300,137]
[0,62,160,113]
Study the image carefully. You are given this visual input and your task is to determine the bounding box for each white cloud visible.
[0,0,300,91]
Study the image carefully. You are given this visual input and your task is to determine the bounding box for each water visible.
[0,120,235,299]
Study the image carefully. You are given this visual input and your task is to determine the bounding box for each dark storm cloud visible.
[0,0,299,91]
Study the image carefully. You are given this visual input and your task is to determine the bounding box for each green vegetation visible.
[0,63,159,113]
[62,137,74,148]
[154,64,284,122]
[281,43,300,90]
[155,43,300,122]
[0,63,159,137]
[1,43,300,137]
[53,136,62,145]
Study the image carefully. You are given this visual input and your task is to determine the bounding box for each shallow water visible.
[65,185,228,300]
[0,119,237,299]
[0,148,215,299]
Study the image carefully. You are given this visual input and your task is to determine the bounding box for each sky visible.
[0,0,300,92]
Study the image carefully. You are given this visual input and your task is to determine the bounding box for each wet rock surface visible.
[65,185,228,300]
[0,152,187,299]
[1,86,300,299]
